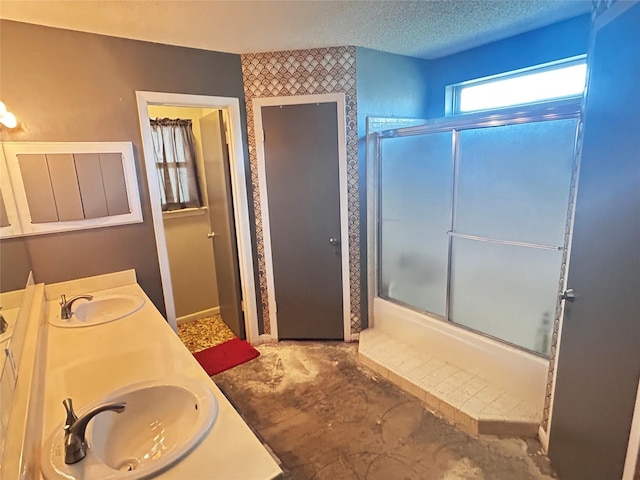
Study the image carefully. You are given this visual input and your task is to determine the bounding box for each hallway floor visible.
[213,342,557,480]
[177,314,236,352]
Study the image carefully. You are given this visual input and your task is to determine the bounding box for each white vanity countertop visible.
[41,281,282,480]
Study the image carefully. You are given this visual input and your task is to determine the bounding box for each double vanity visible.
[1,270,282,479]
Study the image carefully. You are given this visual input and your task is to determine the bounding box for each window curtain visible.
[149,118,202,211]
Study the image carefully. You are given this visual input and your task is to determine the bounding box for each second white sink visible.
[42,379,218,479]
[50,294,144,328]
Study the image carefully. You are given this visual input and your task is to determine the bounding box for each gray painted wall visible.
[0,20,250,314]
[355,47,431,328]
[0,240,31,292]
[548,3,640,478]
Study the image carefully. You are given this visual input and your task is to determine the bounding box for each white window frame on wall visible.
[0,142,143,237]
[0,149,23,239]
[446,55,587,116]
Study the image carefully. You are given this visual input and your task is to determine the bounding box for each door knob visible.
[207,232,216,239]
[559,288,575,301]
[329,237,340,246]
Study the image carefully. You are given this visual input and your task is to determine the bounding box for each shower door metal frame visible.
[367,99,582,355]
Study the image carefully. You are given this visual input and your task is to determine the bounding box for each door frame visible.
[253,93,351,342]
[135,91,259,344]
[623,377,640,479]
[546,3,640,477]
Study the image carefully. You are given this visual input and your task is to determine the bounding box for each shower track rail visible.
[446,231,563,251]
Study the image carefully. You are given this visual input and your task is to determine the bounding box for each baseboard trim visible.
[538,425,550,453]
[177,306,220,325]
[251,334,277,346]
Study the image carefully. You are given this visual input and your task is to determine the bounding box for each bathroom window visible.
[149,118,203,211]
[447,55,587,115]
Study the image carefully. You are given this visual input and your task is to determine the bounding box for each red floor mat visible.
[193,338,260,376]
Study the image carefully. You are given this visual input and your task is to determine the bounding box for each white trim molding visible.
[253,93,352,342]
[0,147,22,239]
[0,141,142,237]
[623,377,640,479]
[135,91,259,343]
[255,334,278,345]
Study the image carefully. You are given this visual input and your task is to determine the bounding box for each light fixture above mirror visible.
[0,102,17,129]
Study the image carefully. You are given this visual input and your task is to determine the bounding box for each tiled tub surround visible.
[5,271,282,480]
[359,298,548,437]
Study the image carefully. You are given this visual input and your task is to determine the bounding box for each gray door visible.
[548,3,640,479]
[262,102,344,339]
[199,111,245,339]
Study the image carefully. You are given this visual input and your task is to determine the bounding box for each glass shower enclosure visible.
[367,102,580,355]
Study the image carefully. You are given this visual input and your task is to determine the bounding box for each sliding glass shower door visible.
[379,133,452,317]
[450,120,577,353]
[372,106,579,355]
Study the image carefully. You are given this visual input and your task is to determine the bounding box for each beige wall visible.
[162,211,219,318]
[146,105,220,318]
[0,20,249,315]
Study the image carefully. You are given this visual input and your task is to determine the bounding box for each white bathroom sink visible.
[41,379,218,479]
[49,294,144,328]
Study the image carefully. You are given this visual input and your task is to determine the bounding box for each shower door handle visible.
[559,288,575,301]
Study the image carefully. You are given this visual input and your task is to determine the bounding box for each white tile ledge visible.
[358,328,541,437]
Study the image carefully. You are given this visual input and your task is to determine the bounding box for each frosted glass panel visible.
[456,119,577,246]
[379,133,452,316]
[450,238,562,354]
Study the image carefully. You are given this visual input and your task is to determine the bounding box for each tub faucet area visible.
[59,294,93,319]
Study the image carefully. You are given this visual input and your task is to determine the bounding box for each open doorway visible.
[136,92,259,344]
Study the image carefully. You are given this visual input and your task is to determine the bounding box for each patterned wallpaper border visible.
[241,46,361,336]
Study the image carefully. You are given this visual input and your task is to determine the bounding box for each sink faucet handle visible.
[62,398,78,431]
[63,400,126,464]
[59,294,93,320]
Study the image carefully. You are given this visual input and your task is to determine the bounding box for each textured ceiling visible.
[0,0,591,59]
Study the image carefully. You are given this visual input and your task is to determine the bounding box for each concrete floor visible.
[214,342,557,480]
